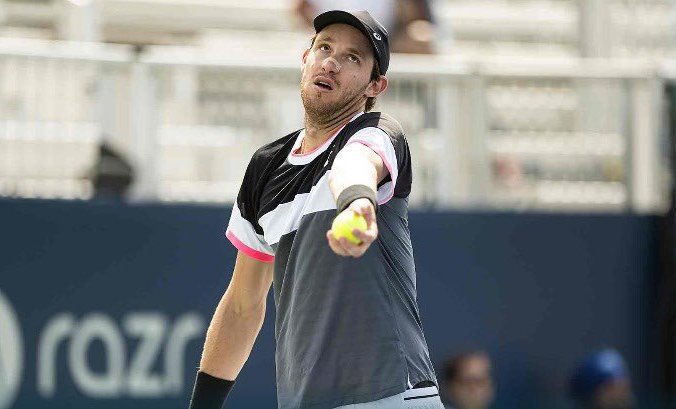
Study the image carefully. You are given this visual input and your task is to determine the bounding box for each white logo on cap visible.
[0,290,23,409]
[373,33,382,41]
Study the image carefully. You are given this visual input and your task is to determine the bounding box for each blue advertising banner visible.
[0,199,659,408]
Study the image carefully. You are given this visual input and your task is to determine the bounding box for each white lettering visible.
[68,313,125,398]
[37,314,75,397]
[123,313,167,397]
[164,313,205,395]
[35,311,206,399]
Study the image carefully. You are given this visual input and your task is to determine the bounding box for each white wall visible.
[55,0,101,42]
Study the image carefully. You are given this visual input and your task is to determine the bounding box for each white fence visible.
[0,39,669,212]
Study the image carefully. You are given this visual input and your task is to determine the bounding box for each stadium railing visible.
[0,38,668,212]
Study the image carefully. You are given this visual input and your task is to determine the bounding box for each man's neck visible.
[302,107,364,152]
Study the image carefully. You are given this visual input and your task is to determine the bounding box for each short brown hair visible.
[309,35,381,112]
[365,61,381,112]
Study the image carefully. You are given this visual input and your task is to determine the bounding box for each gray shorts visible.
[333,386,444,409]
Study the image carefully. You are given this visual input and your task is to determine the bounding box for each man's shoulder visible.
[250,130,300,164]
[354,111,404,136]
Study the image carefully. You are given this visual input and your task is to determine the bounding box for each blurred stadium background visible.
[1,0,676,408]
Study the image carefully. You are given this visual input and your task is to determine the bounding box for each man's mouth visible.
[313,77,335,91]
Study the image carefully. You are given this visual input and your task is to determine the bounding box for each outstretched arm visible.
[327,143,388,258]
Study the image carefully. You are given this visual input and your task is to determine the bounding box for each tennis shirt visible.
[225,111,437,409]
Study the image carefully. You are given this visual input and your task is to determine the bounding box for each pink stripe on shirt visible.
[226,229,275,263]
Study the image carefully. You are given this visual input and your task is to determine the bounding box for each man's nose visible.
[321,57,341,74]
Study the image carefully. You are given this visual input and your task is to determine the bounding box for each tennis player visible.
[189,10,442,409]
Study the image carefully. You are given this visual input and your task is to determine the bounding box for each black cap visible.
[313,10,390,74]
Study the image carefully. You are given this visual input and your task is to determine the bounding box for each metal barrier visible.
[0,39,132,200]
[0,38,668,212]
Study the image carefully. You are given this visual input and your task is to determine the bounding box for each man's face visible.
[445,355,495,409]
[300,23,376,119]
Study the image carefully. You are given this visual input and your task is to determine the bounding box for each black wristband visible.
[189,371,235,409]
[336,184,377,214]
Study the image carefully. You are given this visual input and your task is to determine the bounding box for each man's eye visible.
[319,44,330,51]
[348,55,359,63]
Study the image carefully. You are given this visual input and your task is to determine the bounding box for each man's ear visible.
[302,48,310,65]
[365,76,388,98]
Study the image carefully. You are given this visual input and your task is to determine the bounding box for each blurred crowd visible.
[292,0,438,55]
[440,349,634,409]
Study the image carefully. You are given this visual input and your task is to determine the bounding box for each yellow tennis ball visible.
[331,210,368,244]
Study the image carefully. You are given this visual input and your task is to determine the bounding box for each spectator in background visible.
[293,0,436,54]
[88,141,134,201]
[441,351,495,409]
[570,349,635,409]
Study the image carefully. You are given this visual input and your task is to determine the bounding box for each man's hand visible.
[326,198,378,258]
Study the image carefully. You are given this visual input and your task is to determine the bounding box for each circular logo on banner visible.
[0,290,23,409]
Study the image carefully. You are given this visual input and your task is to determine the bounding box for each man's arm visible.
[326,143,388,258]
[190,251,273,408]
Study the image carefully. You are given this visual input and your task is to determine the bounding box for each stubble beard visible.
[300,80,367,126]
